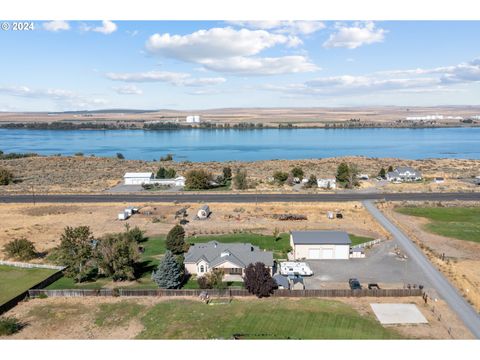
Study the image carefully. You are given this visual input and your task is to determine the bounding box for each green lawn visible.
[396,207,480,243]
[0,265,57,305]
[349,234,375,246]
[137,298,401,339]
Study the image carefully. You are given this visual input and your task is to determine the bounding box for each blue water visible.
[0,127,479,162]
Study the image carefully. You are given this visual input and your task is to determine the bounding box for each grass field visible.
[137,298,401,339]
[396,207,480,243]
[0,265,57,305]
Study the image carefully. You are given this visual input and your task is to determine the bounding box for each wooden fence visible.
[28,287,422,298]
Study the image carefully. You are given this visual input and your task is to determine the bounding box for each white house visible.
[317,178,336,189]
[386,167,422,182]
[123,172,154,185]
[186,115,201,123]
[290,230,351,260]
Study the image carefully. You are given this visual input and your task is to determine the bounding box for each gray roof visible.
[290,230,351,245]
[184,241,274,268]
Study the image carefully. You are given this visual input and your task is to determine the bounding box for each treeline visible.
[0,150,38,160]
[0,122,139,130]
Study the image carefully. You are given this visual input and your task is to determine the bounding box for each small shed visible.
[289,276,305,290]
[197,205,211,219]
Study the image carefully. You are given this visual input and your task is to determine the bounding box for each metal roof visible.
[124,172,153,178]
[290,230,351,245]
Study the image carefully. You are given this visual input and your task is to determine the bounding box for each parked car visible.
[349,278,362,290]
[368,283,381,290]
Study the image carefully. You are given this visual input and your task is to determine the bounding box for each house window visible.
[200,265,204,273]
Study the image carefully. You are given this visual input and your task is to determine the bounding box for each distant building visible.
[123,172,154,185]
[317,178,336,189]
[405,115,444,121]
[386,167,422,182]
[186,115,201,123]
[124,173,185,187]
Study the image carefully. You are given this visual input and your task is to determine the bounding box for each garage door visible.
[308,249,321,259]
[322,248,334,259]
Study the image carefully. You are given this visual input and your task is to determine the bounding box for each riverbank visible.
[1,155,479,194]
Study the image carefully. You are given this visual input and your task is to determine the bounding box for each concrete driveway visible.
[304,240,433,290]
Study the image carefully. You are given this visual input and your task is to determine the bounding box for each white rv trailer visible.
[280,262,313,276]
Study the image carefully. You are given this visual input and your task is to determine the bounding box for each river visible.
[0,127,479,162]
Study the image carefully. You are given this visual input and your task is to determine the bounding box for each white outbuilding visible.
[290,230,351,260]
[124,172,154,185]
[186,115,201,123]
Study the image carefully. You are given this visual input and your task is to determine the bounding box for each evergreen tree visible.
[166,224,186,254]
[244,262,276,298]
[152,250,184,288]
[157,166,167,179]
[379,167,386,178]
[388,165,394,172]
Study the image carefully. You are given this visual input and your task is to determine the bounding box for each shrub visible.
[125,225,145,243]
[185,169,212,190]
[273,171,289,184]
[291,167,304,179]
[197,269,226,289]
[160,153,173,161]
[0,167,14,185]
[3,238,37,260]
[116,153,125,159]
[0,317,22,336]
[223,167,232,180]
[74,152,84,157]
[233,168,248,190]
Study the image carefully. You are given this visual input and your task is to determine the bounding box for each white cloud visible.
[106,71,226,87]
[145,27,316,76]
[200,56,319,76]
[228,21,325,35]
[82,20,117,35]
[43,20,70,32]
[0,84,107,109]
[146,27,300,62]
[113,85,143,95]
[323,22,386,49]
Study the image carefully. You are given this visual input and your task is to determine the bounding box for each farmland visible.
[395,207,480,243]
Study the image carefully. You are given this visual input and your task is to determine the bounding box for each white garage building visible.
[290,230,351,260]
[123,172,154,185]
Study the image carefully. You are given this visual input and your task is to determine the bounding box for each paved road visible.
[0,192,479,203]
[363,200,480,338]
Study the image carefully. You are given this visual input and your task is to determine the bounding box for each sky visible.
[0,20,480,111]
